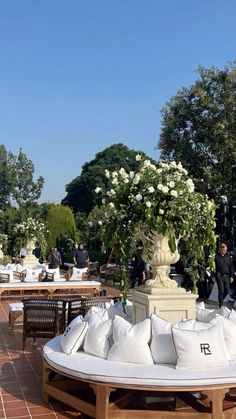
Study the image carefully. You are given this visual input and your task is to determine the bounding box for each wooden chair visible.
[22,299,66,350]
[0,272,10,283]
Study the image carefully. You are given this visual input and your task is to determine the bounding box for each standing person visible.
[73,243,89,268]
[213,243,234,307]
[130,241,146,288]
[48,247,61,269]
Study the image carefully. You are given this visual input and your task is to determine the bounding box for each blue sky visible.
[0,0,235,203]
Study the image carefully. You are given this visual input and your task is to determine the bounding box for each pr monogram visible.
[200,343,212,355]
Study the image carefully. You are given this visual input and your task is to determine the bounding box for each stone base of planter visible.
[131,289,198,324]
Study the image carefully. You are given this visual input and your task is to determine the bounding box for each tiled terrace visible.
[0,285,121,419]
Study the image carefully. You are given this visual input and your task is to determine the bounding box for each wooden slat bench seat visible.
[0,280,101,300]
[43,336,236,419]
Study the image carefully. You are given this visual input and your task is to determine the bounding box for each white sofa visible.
[42,304,236,418]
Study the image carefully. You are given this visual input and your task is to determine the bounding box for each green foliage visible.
[62,143,154,214]
[158,63,236,204]
[46,205,76,251]
[0,145,44,210]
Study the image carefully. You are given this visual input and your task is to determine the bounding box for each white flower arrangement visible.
[95,156,217,297]
[14,218,47,249]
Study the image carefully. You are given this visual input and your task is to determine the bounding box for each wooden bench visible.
[43,336,236,419]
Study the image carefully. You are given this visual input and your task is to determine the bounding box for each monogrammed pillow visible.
[150,314,195,364]
[107,315,153,364]
[210,315,236,360]
[60,316,88,355]
[172,325,228,369]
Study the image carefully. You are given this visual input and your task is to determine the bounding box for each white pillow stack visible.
[196,304,230,322]
[107,316,153,364]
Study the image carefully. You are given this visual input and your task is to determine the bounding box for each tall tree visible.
[9,148,44,208]
[0,145,11,210]
[46,204,76,250]
[158,63,236,203]
[62,143,154,214]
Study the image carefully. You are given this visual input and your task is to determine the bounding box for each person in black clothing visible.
[73,243,89,268]
[213,243,234,307]
[130,241,146,288]
[48,247,61,268]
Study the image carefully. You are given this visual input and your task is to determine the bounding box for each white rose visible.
[135,194,142,201]
[168,181,175,188]
[133,175,140,184]
[124,178,129,183]
[170,190,178,197]
[146,201,152,208]
[95,187,101,193]
[111,178,118,185]
[129,171,135,179]
[143,159,151,167]
[119,167,126,175]
[105,169,110,178]
[148,186,155,193]
[156,168,163,173]
[109,202,115,208]
[159,209,164,215]
[110,189,116,195]
[98,221,103,226]
[102,198,106,204]
[162,186,169,194]
[157,184,163,191]
[135,154,142,161]
[112,171,118,178]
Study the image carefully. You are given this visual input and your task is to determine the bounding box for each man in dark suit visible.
[213,243,234,307]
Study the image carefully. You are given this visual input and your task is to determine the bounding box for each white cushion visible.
[150,314,195,364]
[83,311,112,359]
[107,316,153,364]
[6,263,16,271]
[25,268,42,281]
[211,315,236,360]
[228,310,236,322]
[46,267,60,279]
[196,305,230,322]
[84,306,110,322]
[60,316,88,355]
[194,321,213,330]
[172,325,229,369]
[70,267,88,280]
[15,264,25,273]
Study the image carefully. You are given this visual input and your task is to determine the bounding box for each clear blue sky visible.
[1,0,235,203]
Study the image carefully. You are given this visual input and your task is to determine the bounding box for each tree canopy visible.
[158,63,236,204]
[0,146,44,209]
[62,143,154,214]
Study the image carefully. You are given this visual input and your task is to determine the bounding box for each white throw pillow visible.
[84,306,110,322]
[150,314,195,364]
[196,305,230,322]
[60,316,88,355]
[210,315,236,360]
[172,325,229,369]
[194,321,213,330]
[107,315,153,364]
[83,311,112,359]
[70,267,88,280]
[46,267,60,279]
[228,309,236,322]
[25,268,42,280]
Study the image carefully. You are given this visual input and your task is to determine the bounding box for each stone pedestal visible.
[132,289,198,324]
[23,238,39,266]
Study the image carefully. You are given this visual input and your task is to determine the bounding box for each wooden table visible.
[0,280,101,300]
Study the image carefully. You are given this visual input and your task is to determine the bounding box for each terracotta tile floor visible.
[0,285,121,419]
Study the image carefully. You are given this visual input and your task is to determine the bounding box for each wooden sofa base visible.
[42,360,236,419]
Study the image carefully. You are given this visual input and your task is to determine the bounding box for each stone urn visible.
[140,232,185,294]
[23,237,39,266]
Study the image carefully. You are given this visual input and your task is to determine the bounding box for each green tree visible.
[158,63,236,203]
[0,145,12,210]
[46,204,76,251]
[62,143,154,214]
[9,148,44,208]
